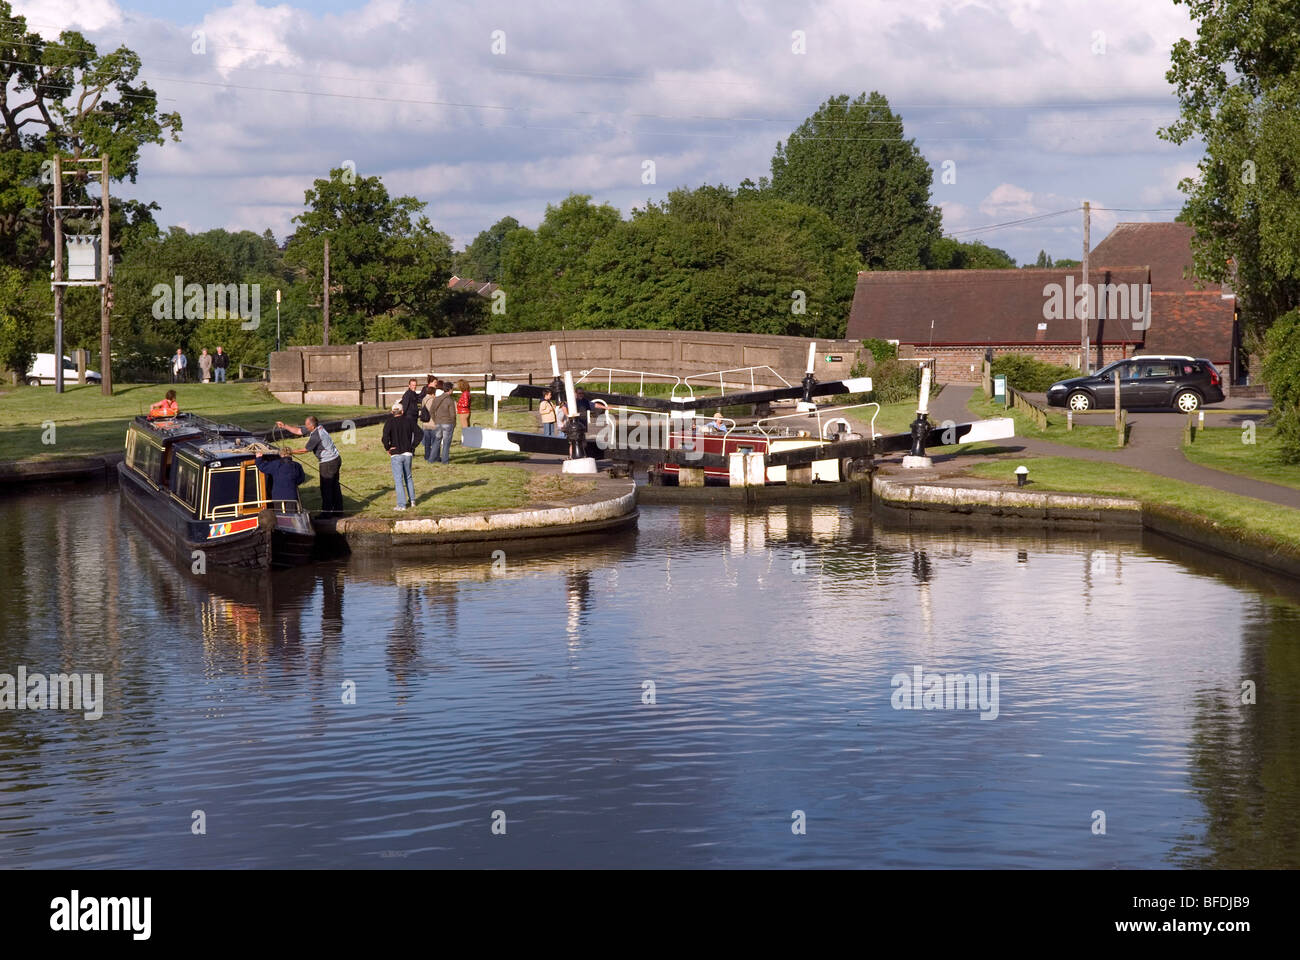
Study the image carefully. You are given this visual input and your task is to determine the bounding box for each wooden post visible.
[100,154,112,395]
[1081,200,1091,374]
[322,237,330,347]
[52,156,64,394]
[76,348,86,384]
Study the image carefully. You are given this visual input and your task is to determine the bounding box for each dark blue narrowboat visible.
[118,413,315,571]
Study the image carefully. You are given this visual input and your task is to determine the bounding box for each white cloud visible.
[18,0,1208,259]
[11,0,122,34]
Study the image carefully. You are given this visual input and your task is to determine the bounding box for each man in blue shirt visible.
[254,452,307,506]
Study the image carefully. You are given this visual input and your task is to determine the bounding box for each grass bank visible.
[286,417,592,518]
[966,393,1121,450]
[967,456,1300,552]
[1183,424,1300,492]
[0,382,376,462]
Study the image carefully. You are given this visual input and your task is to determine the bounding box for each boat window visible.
[131,438,163,483]
[206,469,241,517]
[171,458,202,510]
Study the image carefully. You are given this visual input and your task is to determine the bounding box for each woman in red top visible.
[149,390,179,418]
[455,379,471,437]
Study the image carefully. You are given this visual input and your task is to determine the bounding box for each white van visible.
[25,353,101,386]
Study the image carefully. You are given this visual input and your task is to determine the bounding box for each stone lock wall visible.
[269,330,864,406]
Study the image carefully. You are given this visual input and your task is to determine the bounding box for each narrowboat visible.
[118,413,315,571]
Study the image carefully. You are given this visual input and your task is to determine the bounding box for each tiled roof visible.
[447,276,500,297]
[845,223,1238,362]
[1144,292,1237,362]
[1088,222,1212,293]
[846,267,1151,344]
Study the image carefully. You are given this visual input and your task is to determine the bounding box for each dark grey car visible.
[1045,356,1225,412]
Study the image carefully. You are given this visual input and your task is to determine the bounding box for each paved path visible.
[929,385,1300,509]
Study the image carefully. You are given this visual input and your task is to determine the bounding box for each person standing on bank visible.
[198,348,213,383]
[213,346,229,383]
[400,378,422,420]
[172,348,188,383]
[276,415,344,516]
[539,389,557,437]
[430,380,457,464]
[455,378,472,440]
[382,401,421,511]
[419,381,440,464]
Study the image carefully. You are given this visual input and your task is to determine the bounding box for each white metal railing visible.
[752,401,882,443]
[207,498,304,520]
[683,364,792,398]
[576,367,683,397]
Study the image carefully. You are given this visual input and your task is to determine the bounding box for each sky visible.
[14,0,1207,265]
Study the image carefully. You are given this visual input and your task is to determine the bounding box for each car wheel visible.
[26,377,41,387]
[1175,390,1201,413]
[1067,391,1093,411]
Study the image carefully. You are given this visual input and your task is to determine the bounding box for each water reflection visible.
[1,487,1298,868]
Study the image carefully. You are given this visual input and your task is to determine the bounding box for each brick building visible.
[846,222,1241,384]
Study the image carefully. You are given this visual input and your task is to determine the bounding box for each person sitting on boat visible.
[254,450,307,508]
[704,411,727,434]
[149,390,178,419]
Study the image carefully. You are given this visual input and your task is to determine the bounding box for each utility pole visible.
[49,155,112,394]
[52,156,64,394]
[322,237,330,347]
[1081,200,1091,374]
[275,288,281,352]
[100,155,112,395]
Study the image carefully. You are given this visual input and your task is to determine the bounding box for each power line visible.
[945,208,1081,238]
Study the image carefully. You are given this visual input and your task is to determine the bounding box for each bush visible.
[991,353,1075,393]
[867,359,923,404]
[1263,308,1300,463]
[0,267,38,383]
[860,337,898,363]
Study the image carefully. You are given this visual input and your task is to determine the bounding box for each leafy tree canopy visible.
[0,0,181,266]
[769,91,941,270]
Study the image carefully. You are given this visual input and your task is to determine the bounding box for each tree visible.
[926,237,1017,269]
[0,1,181,266]
[1033,250,1054,268]
[575,186,859,336]
[769,92,941,269]
[497,194,622,331]
[1159,0,1300,333]
[0,265,39,381]
[1160,0,1300,454]
[455,216,519,281]
[285,169,455,343]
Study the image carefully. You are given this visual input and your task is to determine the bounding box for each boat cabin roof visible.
[130,413,278,465]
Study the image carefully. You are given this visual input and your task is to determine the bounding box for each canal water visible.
[1,485,1298,869]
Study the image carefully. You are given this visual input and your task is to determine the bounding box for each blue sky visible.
[19,1,1206,264]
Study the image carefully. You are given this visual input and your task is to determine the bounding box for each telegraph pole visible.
[100,155,112,395]
[322,237,330,347]
[1081,200,1091,374]
[49,155,112,395]
[52,157,64,394]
